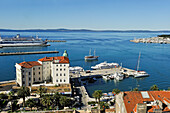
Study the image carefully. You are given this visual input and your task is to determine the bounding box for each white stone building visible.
[15,61,43,87]
[16,51,70,87]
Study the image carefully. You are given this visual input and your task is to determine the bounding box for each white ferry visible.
[0,34,48,47]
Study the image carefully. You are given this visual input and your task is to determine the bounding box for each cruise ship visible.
[91,61,119,70]
[0,34,48,47]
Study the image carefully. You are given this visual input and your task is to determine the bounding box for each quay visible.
[70,67,136,78]
[0,51,59,56]
[46,40,66,42]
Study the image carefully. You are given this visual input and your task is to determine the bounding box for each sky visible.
[0,0,170,30]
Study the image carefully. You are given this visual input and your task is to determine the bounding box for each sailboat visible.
[134,52,149,78]
[84,49,99,61]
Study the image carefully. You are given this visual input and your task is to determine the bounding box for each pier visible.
[46,40,66,42]
[70,67,136,78]
[0,51,59,56]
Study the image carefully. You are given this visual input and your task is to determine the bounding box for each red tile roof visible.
[38,56,69,63]
[122,91,170,113]
[19,61,42,68]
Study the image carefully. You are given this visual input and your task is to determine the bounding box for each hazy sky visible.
[0,0,170,30]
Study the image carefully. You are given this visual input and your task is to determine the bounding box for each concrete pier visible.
[0,51,59,56]
[46,40,66,42]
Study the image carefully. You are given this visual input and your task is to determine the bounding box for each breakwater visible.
[0,51,59,56]
[130,37,170,44]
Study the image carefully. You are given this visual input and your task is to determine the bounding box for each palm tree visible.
[92,90,102,103]
[112,88,121,95]
[150,85,159,91]
[37,86,47,98]
[53,92,60,109]
[8,91,14,111]
[59,96,68,107]
[41,95,53,110]
[26,98,35,111]
[17,87,30,107]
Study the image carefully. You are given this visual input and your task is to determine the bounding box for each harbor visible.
[0,51,59,56]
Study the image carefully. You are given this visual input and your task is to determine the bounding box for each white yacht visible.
[134,71,149,78]
[91,61,119,70]
[134,52,149,78]
[113,72,124,81]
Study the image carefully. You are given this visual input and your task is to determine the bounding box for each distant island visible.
[1,28,170,33]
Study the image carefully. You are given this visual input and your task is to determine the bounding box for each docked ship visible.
[84,49,99,61]
[0,34,48,47]
[91,61,119,70]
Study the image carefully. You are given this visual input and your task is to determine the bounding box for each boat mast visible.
[94,49,95,56]
[137,52,141,71]
[89,49,91,56]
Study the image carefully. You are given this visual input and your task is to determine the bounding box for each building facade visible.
[15,61,43,87]
[16,52,70,87]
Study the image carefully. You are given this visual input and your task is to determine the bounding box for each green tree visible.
[8,91,14,112]
[59,96,69,107]
[53,92,60,109]
[112,89,121,95]
[150,85,159,91]
[41,95,52,109]
[37,86,47,98]
[92,90,102,103]
[133,88,139,91]
[17,87,30,107]
[26,98,36,111]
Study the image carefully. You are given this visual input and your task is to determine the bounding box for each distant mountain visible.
[0,28,170,33]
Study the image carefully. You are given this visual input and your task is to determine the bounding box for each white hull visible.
[0,43,47,47]
[134,71,149,78]
[113,72,124,81]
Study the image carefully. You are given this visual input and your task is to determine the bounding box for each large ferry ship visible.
[0,34,48,47]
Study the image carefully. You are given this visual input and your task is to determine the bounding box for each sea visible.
[0,31,170,96]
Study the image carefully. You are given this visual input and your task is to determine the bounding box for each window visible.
[56,79,58,82]
[60,79,62,82]
[60,64,62,67]
[39,77,41,80]
[60,74,62,76]
[64,74,66,76]
[64,68,66,71]
[29,83,31,86]
[23,81,25,84]
[34,78,35,81]
[29,77,31,81]
[56,65,58,67]
[39,67,40,70]
[23,75,24,78]
[60,69,62,71]
[64,79,66,82]
[64,65,66,67]
[33,68,35,70]
[22,70,24,72]
[33,72,35,75]
[56,69,58,71]
[29,72,31,75]
[56,74,58,76]
[39,72,40,74]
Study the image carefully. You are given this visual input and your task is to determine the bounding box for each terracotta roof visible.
[19,61,42,68]
[38,56,69,63]
[122,91,170,113]
[148,105,160,113]
[105,108,115,113]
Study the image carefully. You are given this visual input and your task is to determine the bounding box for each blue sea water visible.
[0,31,170,96]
